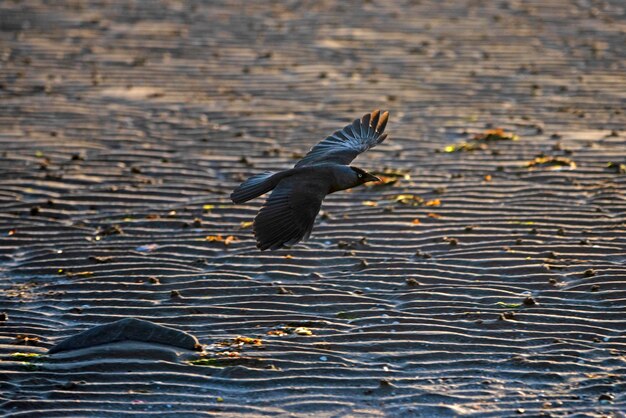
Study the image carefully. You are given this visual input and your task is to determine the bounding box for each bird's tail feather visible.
[230,171,276,203]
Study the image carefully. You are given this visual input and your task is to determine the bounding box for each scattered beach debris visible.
[188,335,267,368]
[48,318,202,354]
[366,168,411,187]
[95,225,123,237]
[472,128,519,142]
[442,128,519,152]
[526,156,576,169]
[204,234,238,245]
[496,302,523,309]
[9,352,47,371]
[239,221,254,229]
[606,161,626,174]
[267,325,314,337]
[57,268,94,279]
[16,334,40,345]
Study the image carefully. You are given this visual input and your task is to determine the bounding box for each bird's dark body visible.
[231,110,390,250]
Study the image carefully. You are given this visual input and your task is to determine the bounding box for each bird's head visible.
[350,166,381,185]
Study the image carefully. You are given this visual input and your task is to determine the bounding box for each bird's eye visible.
[358,174,362,178]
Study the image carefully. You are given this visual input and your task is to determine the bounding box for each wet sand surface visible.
[1,1,625,416]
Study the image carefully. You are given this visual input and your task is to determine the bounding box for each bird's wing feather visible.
[230,171,276,203]
[295,110,389,168]
[253,177,326,250]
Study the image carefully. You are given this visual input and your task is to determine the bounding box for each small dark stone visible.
[584,269,596,277]
[170,290,182,298]
[379,379,393,387]
[130,166,142,174]
[499,312,516,320]
[148,277,160,284]
[277,286,293,295]
[598,393,614,402]
[406,278,420,287]
[69,307,83,314]
[30,206,40,216]
[523,296,537,306]
[591,284,600,292]
[98,225,123,236]
[579,239,590,245]
[0,312,7,322]
[192,218,202,227]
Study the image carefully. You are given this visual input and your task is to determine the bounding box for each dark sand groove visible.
[1,0,625,416]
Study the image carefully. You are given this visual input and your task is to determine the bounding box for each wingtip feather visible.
[376,111,389,134]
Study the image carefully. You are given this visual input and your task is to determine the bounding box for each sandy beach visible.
[0,0,625,416]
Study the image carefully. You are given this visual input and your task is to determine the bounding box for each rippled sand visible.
[1,1,625,416]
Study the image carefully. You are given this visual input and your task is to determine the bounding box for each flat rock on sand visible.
[49,317,202,354]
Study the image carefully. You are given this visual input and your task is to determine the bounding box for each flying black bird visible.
[231,110,390,250]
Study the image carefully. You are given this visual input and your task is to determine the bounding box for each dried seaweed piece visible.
[526,156,576,169]
[472,128,519,142]
[606,161,626,174]
[443,128,519,152]
[393,194,424,206]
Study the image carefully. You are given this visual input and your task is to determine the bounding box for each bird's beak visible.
[365,173,381,183]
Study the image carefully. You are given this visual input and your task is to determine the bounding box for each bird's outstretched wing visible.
[294,110,389,168]
[253,177,326,250]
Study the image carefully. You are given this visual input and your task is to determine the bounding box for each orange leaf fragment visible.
[205,234,238,245]
[425,199,441,206]
[411,219,421,225]
[267,329,288,336]
[427,213,442,219]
